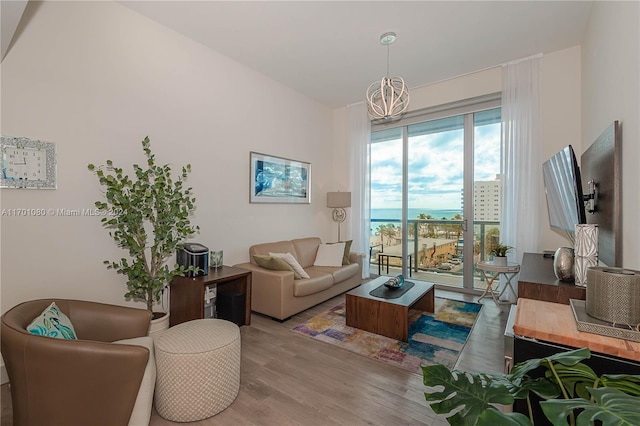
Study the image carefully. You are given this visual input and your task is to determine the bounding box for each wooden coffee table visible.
[345,276,435,342]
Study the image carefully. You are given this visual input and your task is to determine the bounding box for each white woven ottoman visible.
[154,319,241,422]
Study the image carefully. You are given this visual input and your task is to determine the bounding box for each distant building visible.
[461,174,501,221]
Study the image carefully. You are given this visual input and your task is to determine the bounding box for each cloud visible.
[371,122,500,209]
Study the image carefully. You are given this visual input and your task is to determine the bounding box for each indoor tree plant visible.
[422,347,640,426]
[88,136,199,326]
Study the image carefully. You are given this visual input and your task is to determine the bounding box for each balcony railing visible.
[370,218,500,285]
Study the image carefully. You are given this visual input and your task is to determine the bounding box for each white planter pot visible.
[148,312,170,342]
[493,256,508,266]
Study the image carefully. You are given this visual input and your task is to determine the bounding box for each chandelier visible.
[366,32,410,120]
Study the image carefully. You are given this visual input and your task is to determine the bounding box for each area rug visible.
[291,297,482,374]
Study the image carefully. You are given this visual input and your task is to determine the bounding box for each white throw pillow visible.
[269,252,310,279]
[313,243,345,267]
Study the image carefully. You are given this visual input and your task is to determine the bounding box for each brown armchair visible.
[1,299,153,426]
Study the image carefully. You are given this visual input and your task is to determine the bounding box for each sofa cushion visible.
[250,240,298,264]
[292,237,322,268]
[293,273,333,297]
[329,240,353,265]
[253,255,301,279]
[313,243,345,267]
[269,252,310,279]
[330,262,360,282]
[307,263,359,284]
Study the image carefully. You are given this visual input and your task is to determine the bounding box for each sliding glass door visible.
[407,116,465,287]
[370,99,501,292]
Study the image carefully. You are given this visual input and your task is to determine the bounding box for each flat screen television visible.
[542,145,586,235]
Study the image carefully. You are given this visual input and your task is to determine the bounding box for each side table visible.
[170,265,252,327]
[477,260,520,305]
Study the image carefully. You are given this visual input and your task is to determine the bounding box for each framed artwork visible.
[1,136,57,189]
[250,152,311,204]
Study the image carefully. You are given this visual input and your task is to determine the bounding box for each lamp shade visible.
[327,192,351,208]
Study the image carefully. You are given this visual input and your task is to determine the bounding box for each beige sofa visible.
[234,237,364,320]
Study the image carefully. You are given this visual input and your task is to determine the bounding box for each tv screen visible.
[542,145,586,234]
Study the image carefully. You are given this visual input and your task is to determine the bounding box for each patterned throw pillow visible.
[27,302,78,340]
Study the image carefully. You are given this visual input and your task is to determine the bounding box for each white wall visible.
[581,1,639,269]
[538,46,583,251]
[332,48,583,255]
[0,0,335,317]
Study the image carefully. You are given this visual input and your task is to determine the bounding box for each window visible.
[370,94,501,291]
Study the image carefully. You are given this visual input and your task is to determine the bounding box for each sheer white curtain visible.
[501,54,541,302]
[348,102,371,278]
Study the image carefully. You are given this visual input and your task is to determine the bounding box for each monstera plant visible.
[88,136,199,314]
[422,347,640,426]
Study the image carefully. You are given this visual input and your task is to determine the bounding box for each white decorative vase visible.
[148,312,170,342]
[574,224,598,287]
[493,256,508,266]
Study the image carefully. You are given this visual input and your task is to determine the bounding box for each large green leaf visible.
[477,408,532,426]
[540,387,640,426]
[509,347,591,380]
[422,364,514,426]
[546,362,598,399]
[601,375,640,397]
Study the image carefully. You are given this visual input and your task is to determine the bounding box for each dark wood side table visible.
[518,252,585,304]
[170,265,252,327]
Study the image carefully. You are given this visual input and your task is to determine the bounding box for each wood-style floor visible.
[1,288,510,426]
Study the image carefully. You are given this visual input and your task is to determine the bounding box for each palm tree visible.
[452,213,464,242]
[376,223,397,246]
[417,213,436,237]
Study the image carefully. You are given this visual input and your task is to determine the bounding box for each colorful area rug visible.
[291,297,482,374]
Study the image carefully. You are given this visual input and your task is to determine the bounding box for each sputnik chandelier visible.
[366,32,410,120]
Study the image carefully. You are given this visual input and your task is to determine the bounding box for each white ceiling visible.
[123,1,591,108]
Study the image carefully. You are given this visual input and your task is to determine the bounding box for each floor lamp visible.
[327,192,351,242]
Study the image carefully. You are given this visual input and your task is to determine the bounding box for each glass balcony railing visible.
[369,218,500,289]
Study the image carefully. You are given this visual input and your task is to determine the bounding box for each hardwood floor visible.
[1,288,510,426]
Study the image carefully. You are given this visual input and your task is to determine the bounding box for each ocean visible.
[371,208,462,222]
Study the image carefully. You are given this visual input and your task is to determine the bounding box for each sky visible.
[370,122,501,211]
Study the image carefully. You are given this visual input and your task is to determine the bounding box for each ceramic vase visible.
[574,224,598,287]
[553,247,575,282]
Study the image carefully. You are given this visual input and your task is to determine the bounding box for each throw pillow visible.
[268,252,310,279]
[27,302,78,340]
[330,240,352,265]
[313,242,345,267]
[253,255,302,279]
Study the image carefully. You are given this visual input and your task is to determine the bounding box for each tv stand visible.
[517,253,585,304]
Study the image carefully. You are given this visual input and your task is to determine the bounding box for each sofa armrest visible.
[349,252,366,267]
[234,262,295,318]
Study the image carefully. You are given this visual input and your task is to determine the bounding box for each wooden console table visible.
[518,252,585,304]
[510,298,640,424]
[513,298,640,361]
[170,265,252,327]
